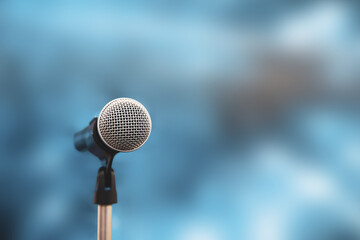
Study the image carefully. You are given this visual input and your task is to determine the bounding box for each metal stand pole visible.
[98,205,112,240]
[94,167,117,240]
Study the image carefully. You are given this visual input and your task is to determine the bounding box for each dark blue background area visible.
[1,1,360,240]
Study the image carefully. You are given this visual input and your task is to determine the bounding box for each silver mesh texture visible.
[97,98,151,152]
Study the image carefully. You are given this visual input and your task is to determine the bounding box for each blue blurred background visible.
[1,1,360,240]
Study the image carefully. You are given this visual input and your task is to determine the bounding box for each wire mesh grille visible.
[98,98,151,152]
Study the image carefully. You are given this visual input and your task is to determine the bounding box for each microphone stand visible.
[74,118,118,240]
[94,156,117,240]
[98,204,112,240]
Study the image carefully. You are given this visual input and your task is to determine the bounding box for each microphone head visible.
[97,98,152,152]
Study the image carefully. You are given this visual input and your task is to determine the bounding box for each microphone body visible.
[74,98,151,240]
[74,117,117,160]
[74,98,151,157]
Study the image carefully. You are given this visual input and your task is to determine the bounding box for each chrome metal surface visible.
[97,205,112,240]
[97,98,152,152]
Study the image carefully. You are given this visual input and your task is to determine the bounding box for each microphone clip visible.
[94,167,118,205]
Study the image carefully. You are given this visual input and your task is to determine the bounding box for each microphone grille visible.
[97,98,152,152]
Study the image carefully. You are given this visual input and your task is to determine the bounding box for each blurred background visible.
[1,0,360,240]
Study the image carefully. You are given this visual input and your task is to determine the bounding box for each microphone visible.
[75,98,151,239]
[74,98,152,160]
